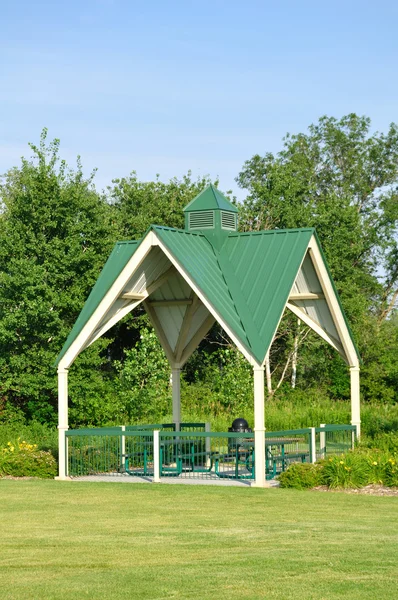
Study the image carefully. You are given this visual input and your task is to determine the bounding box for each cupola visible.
[183,184,238,248]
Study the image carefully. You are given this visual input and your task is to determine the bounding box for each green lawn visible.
[0,481,397,600]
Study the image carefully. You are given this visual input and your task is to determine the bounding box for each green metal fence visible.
[158,431,255,480]
[265,429,311,479]
[67,427,122,476]
[66,423,208,476]
[65,423,357,480]
[316,424,356,459]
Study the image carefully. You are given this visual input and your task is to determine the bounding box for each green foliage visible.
[0,438,57,478]
[359,432,398,454]
[0,421,58,458]
[278,462,322,489]
[321,453,372,488]
[0,129,117,422]
[109,172,215,239]
[281,447,398,489]
[237,114,398,400]
[114,327,171,422]
[183,346,253,416]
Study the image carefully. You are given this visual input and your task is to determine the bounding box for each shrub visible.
[320,453,370,488]
[359,432,398,454]
[0,438,57,478]
[384,457,398,487]
[278,463,323,489]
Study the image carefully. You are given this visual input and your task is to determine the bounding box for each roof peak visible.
[183,184,238,213]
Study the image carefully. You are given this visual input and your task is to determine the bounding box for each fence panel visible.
[158,431,255,480]
[265,429,311,478]
[315,424,356,459]
[66,428,122,476]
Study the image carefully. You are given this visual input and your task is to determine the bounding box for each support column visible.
[171,367,181,431]
[252,365,266,488]
[57,368,69,479]
[350,366,361,438]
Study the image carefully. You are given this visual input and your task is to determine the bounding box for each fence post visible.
[120,426,126,470]
[205,422,211,467]
[352,424,357,450]
[309,427,316,463]
[319,423,326,459]
[153,430,160,483]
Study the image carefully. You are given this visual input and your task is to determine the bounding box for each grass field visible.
[1,481,397,600]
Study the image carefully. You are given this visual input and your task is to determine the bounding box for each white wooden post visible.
[153,430,160,483]
[252,365,266,488]
[319,423,326,459]
[309,427,316,463]
[57,368,69,479]
[205,422,211,467]
[350,366,361,438]
[121,426,126,470]
[171,367,181,431]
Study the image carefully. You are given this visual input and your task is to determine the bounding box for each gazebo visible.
[56,185,360,487]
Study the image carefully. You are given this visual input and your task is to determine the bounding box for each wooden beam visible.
[85,299,142,349]
[146,265,176,296]
[121,293,146,300]
[143,300,176,365]
[179,314,215,367]
[175,294,199,362]
[120,265,176,300]
[88,266,178,350]
[148,299,193,307]
[308,237,359,367]
[286,301,348,363]
[288,292,324,301]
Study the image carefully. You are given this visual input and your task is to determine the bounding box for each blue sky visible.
[1,0,398,199]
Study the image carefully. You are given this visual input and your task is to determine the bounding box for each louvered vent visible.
[221,211,237,231]
[188,210,215,230]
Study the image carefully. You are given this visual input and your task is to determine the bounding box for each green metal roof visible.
[56,225,316,366]
[56,188,359,367]
[56,240,140,365]
[153,226,251,353]
[183,184,238,213]
[220,229,314,362]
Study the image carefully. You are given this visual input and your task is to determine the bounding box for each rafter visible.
[143,299,176,365]
[179,314,215,367]
[288,292,324,301]
[174,293,199,362]
[121,293,146,300]
[148,299,193,307]
[286,301,347,363]
[86,265,177,351]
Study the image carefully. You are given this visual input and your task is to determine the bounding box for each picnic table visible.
[213,437,308,479]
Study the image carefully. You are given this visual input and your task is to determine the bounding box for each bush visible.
[278,463,323,489]
[280,447,398,490]
[0,421,58,458]
[359,432,398,454]
[0,438,57,478]
[321,453,371,488]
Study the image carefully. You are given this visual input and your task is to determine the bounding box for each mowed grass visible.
[0,481,397,600]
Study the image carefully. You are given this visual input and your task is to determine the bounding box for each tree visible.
[109,172,216,240]
[237,114,398,399]
[0,130,117,423]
